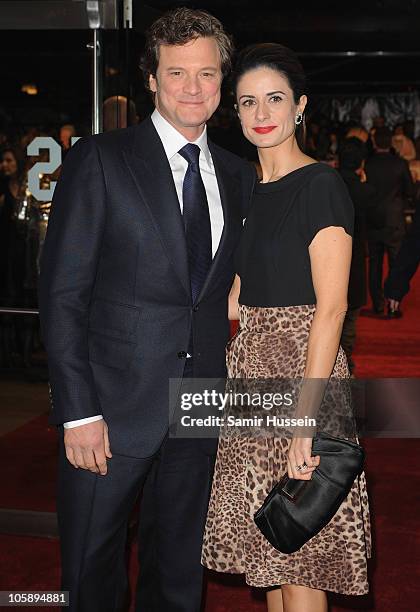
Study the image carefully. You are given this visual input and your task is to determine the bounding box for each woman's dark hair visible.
[141,7,233,88]
[1,146,26,181]
[231,43,307,149]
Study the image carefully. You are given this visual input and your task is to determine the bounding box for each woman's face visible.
[1,151,18,177]
[236,67,306,149]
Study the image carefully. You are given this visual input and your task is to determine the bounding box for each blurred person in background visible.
[364,126,413,315]
[409,158,420,182]
[103,97,139,131]
[368,117,386,155]
[408,158,420,213]
[305,118,320,158]
[347,124,372,157]
[207,106,249,157]
[392,123,416,161]
[20,127,39,152]
[322,129,340,167]
[338,138,376,373]
[59,124,76,149]
[312,116,334,161]
[372,116,385,129]
[0,146,27,302]
[0,131,8,151]
[346,125,369,143]
[59,124,76,159]
[414,133,420,160]
[384,207,420,318]
[0,149,19,304]
[0,147,26,365]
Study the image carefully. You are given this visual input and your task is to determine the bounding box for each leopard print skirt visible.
[201,304,372,595]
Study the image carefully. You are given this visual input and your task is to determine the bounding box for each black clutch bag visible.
[254,432,365,554]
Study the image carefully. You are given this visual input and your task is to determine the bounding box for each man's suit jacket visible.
[38,117,255,457]
[340,169,376,309]
[384,207,420,302]
[365,152,413,241]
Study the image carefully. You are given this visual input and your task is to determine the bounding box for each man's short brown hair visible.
[141,7,233,87]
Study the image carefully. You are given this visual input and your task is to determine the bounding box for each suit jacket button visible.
[177,351,187,359]
[192,305,199,312]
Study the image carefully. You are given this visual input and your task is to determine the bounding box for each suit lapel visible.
[196,141,241,302]
[123,119,247,304]
[123,118,190,297]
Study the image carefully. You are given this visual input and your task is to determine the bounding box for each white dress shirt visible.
[63,109,224,428]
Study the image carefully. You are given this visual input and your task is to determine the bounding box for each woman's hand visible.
[287,436,320,480]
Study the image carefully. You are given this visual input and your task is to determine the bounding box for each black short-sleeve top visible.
[236,163,354,307]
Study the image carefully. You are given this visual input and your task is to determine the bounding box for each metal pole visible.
[124,0,132,127]
[92,28,103,134]
[0,308,39,315]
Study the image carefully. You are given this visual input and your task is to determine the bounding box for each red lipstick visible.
[253,126,276,134]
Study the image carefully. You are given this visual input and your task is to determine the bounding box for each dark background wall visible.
[0,0,419,131]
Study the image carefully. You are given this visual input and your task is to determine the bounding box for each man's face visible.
[149,36,222,139]
[1,152,18,177]
[60,127,74,148]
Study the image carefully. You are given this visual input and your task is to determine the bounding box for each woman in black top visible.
[202,44,371,611]
[0,147,27,366]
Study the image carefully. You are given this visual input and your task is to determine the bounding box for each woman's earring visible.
[295,112,303,125]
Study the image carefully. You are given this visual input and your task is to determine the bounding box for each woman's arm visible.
[228,274,241,321]
[305,225,352,377]
[287,226,352,480]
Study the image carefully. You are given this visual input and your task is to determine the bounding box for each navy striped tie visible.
[179,143,212,304]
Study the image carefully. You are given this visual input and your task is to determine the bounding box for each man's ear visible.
[149,74,157,93]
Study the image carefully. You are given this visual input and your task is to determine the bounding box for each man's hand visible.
[356,167,367,183]
[388,298,400,312]
[287,436,320,481]
[64,419,112,475]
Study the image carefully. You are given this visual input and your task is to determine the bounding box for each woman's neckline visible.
[259,162,320,185]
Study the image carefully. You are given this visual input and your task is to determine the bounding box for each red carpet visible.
[0,265,419,610]
[0,413,58,511]
[353,259,420,378]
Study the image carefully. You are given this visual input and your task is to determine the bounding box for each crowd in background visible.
[0,111,419,371]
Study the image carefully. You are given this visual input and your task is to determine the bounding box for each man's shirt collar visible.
[151,108,212,166]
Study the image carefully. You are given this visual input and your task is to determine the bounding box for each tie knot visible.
[178,143,201,168]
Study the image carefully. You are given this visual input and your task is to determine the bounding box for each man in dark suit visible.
[38,8,254,612]
[384,207,420,316]
[339,138,376,373]
[365,126,413,314]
